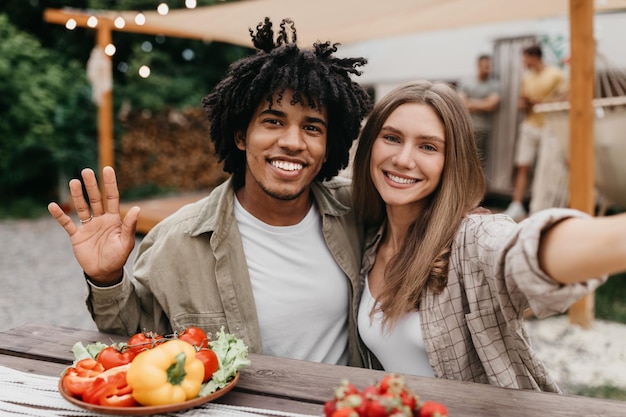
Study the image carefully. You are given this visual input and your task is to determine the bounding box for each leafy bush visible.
[573,384,626,401]
[0,1,251,211]
[0,14,97,205]
[596,273,626,324]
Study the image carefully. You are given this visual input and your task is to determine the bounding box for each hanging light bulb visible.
[104,44,117,56]
[87,16,98,28]
[135,12,146,25]
[157,3,169,15]
[65,18,77,30]
[114,16,125,29]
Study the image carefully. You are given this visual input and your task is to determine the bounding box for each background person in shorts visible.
[504,44,566,221]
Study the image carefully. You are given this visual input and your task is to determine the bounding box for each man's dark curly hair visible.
[201,17,372,185]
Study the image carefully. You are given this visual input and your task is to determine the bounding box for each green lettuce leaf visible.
[70,341,108,365]
[199,327,250,395]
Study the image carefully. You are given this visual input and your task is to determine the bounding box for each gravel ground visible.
[1,215,625,396]
[0,215,140,332]
[525,315,626,393]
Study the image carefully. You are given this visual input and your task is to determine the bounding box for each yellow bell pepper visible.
[126,339,204,406]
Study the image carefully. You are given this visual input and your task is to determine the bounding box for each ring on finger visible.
[80,214,94,224]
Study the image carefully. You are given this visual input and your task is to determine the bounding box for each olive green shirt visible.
[86,177,365,367]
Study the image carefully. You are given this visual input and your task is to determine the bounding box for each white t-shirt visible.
[358,276,434,377]
[234,197,349,365]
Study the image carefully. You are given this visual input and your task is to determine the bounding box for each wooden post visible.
[94,24,115,209]
[43,10,116,187]
[567,0,595,328]
[95,24,115,175]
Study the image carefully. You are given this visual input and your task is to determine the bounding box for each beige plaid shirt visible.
[361,208,606,391]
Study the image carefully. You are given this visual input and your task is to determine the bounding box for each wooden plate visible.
[58,372,239,416]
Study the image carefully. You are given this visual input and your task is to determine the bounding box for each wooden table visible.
[0,324,624,416]
[119,191,208,235]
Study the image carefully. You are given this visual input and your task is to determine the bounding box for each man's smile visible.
[271,159,305,172]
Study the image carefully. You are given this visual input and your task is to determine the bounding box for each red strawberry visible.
[417,401,448,417]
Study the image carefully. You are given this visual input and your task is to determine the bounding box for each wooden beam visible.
[44,10,116,192]
[567,0,595,328]
[43,8,206,40]
[95,24,114,176]
[43,8,97,27]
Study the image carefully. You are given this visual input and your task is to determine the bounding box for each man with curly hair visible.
[48,17,371,367]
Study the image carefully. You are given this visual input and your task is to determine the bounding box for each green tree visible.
[0,0,252,215]
[1,0,252,135]
[0,13,97,207]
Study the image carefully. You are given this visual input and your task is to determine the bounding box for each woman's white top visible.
[358,276,434,377]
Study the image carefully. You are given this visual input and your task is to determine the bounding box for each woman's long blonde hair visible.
[352,80,486,328]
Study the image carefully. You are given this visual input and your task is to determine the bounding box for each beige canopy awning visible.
[45,0,626,47]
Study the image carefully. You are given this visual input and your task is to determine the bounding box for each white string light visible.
[114,16,126,29]
[65,18,77,30]
[135,11,146,25]
[73,3,202,80]
[104,44,117,56]
[157,3,169,15]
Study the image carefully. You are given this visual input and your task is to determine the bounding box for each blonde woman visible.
[352,80,622,392]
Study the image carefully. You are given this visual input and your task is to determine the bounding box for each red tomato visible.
[418,401,448,417]
[97,346,136,370]
[196,348,219,382]
[126,332,150,355]
[126,331,163,354]
[178,326,209,349]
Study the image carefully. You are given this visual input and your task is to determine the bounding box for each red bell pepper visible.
[74,358,106,377]
[82,366,137,407]
[61,358,105,397]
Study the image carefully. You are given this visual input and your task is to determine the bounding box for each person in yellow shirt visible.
[504,44,566,221]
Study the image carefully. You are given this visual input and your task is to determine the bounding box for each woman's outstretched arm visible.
[539,213,626,284]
